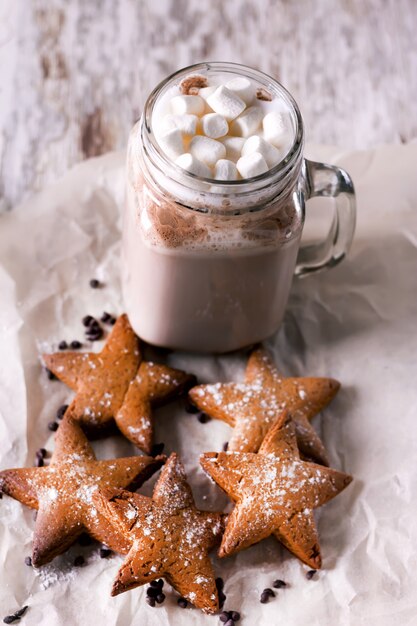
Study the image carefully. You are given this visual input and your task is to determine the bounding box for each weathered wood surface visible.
[0,0,416,211]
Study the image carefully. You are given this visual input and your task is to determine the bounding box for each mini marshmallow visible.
[226,77,256,105]
[242,135,282,167]
[221,136,246,161]
[214,159,239,181]
[201,113,229,139]
[230,106,263,137]
[237,152,269,178]
[175,153,211,178]
[262,111,291,147]
[206,85,246,121]
[159,128,184,159]
[199,85,217,100]
[162,114,198,136]
[189,135,226,168]
[170,94,205,115]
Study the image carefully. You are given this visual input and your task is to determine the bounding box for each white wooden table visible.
[1,0,416,211]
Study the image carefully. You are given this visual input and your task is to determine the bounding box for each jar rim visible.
[141,62,304,198]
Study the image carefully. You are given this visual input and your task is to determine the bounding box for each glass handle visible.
[295,159,356,277]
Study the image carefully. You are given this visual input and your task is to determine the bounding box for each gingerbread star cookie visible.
[189,347,339,465]
[200,412,352,560]
[0,416,164,566]
[43,314,196,452]
[94,453,224,613]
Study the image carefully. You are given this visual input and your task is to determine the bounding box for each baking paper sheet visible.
[1,143,417,626]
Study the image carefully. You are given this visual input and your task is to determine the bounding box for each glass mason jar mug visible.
[122,62,356,353]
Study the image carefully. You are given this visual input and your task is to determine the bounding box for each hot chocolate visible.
[122,63,356,352]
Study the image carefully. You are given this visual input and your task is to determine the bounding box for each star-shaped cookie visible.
[94,453,224,613]
[43,314,196,452]
[189,347,339,465]
[0,416,164,566]
[200,412,352,560]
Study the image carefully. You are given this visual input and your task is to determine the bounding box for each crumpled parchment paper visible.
[1,143,417,626]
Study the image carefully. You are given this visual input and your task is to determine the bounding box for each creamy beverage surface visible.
[122,64,304,352]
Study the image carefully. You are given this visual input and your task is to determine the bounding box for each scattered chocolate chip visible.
[45,368,56,381]
[89,279,101,289]
[100,312,112,323]
[150,579,164,588]
[215,577,224,590]
[109,317,116,325]
[306,570,317,580]
[218,591,226,608]
[224,620,234,626]
[47,421,59,432]
[219,611,230,623]
[184,398,199,414]
[35,449,45,460]
[58,340,68,350]
[73,555,85,567]
[146,587,158,598]
[197,412,211,424]
[82,315,95,327]
[35,456,44,467]
[146,597,156,607]
[155,593,165,604]
[70,340,82,350]
[3,606,28,623]
[85,327,103,341]
[151,443,165,457]
[177,597,188,608]
[99,547,112,558]
[230,610,240,621]
[24,556,32,567]
[223,441,229,451]
[273,579,287,588]
[56,404,69,420]
[260,588,275,603]
[78,534,93,546]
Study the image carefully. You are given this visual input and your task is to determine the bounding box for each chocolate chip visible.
[45,368,56,381]
[86,327,103,341]
[58,340,68,350]
[89,279,101,289]
[24,556,32,567]
[150,579,164,588]
[146,587,158,598]
[215,577,224,590]
[0,492,2,499]
[273,579,287,588]
[56,404,69,420]
[230,611,240,621]
[223,441,229,451]
[197,412,211,424]
[219,611,230,623]
[224,620,234,626]
[146,597,155,607]
[184,398,199,413]
[78,534,93,546]
[177,597,188,608]
[260,588,275,603]
[73,555,85,567]
[306,570,317,580]
[3,606,29,623]
[47,421,58,432]
[70,340,82,350]
[35,456,44,467]
[109,317,116,325]
[82,315,95,327]
[218,590,226,608]
[99,547,112,558]
[100,312,112,323]
[155,593,165,604]
[151,443,165,457]
[35,449,45,460]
